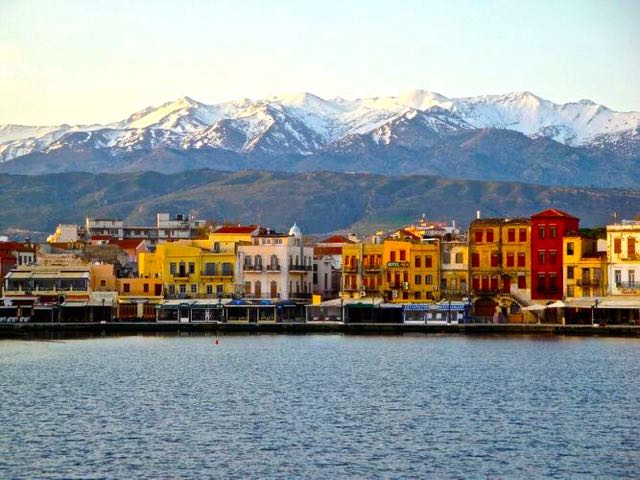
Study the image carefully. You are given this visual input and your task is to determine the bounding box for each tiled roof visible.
[214,225,259,234]
[314,246,343,256]
[0,242,36,252]
[318,235,354,244]
[531,208,578,219]
[108,238,145,250]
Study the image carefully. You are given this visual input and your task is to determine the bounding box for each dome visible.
[288,222,302,238]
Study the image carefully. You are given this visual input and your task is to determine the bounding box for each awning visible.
[547,300,567,308]
[598,299,640,309]
[565,298,600,309]
[523,304,547,311]
[61,301,87,307]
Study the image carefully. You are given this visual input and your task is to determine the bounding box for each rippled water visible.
[1,335,639,479]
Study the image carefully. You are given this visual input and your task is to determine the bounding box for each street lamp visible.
[591,298,599,326]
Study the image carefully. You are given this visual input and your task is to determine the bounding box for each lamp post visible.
[591,298,599,326]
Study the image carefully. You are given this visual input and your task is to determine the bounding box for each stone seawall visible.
[1,322,639,340]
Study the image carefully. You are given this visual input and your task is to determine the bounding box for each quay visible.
[1,322,639,339]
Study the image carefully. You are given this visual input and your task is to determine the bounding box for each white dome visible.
[288,222,302,238]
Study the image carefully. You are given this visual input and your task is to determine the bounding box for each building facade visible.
[563,234,608,299]
[606,220,640,295]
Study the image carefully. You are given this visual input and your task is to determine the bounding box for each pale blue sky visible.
[1,0,638,125]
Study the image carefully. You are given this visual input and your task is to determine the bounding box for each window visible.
[244,281,251,294]
[549,250,557,265]
[168,285,175,295]
[567,242,574,256]
[614,238,621,254]
[490,276,499,291]
[519,228,527,242]
[442,251,451,264]
[538,250,546,265]
[475,230,483,243]
[441,278,447,290]
[490,252,499,267]
[455,252,464,264]
[206,285,213,295]
[123,283,130,293]
[517,253,526,267]
[205,263,217,276]
[402,291,409,300]
[567,266,574,279]
[143,283,149,293]
[169,262,176,274]
[179,284,186,294]
[213,242,220,253]
[486,230,494,243]
[414,291,422,300]
[506,253,514,267]
[549,225,557,238]
[629,270,636,286]
[425,256,433,268]
[538,225,546,239]
[221,263,233,276]
[629,238,636,257]
[517,274,526,289]
[399,250,406,261]
[415,256,421,268]
[403,272,409,283]
[100,280,106,287]
[507,229,515,243]
[191,284,197,294]
[471,253,480,268]
[425,275,432,285]
[567,285,574,297]
[537,274,546,293]
[472,276,480,291]
[390,251,396,262]
[615,270,621,286]
[414,275,422,285]
[549,274,558,293]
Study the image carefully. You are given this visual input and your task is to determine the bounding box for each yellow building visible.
[563,234,607,298]
[138,225,257,298]
[342,237,440,303]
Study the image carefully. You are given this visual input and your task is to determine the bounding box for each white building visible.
[607,220,640,295]
[237,223,313,301]
[313,234,354,299]
[85,213,206,243]
[47,224,81,243]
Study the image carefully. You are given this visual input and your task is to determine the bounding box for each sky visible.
[1,0,638,125]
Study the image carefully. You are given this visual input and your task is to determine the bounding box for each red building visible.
[530,209,580,300]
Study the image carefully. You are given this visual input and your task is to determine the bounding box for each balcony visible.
[172,274,190,282]
[266,265,281,272]
[577,279,600,287]
[440,289,469,296]
[289,264,312,272]
[243,265,263,272]
[363,264,381,272]
[616,282,638,289]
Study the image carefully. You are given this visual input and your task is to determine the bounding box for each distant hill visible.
[0,170,637,237]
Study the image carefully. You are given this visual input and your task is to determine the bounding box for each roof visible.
[314,246,343,256]
[214,225,259,234]
[389,229,421,241]
[108,238,145,250]
[319,235,354,244]
[470,217,530,226]
[531,208,579,219]
[0,242,36,252]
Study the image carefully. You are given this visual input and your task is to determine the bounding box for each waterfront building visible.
[138,226,253,299]
[606,220,640,296]
[236,223,314,302]
[468,217,531,319]
[313,234,354,299]
[342,236,441,304]
[563,233,607,299]
[530,209,580,300]
[440,238,469,300]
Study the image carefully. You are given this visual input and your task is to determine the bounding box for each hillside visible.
[0,170,637,238]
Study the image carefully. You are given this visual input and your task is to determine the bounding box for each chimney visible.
[476,210,481,220]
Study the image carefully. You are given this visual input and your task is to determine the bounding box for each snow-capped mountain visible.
[2,89,639,164]
[0,89,639,190]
